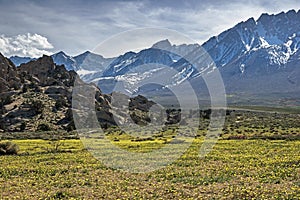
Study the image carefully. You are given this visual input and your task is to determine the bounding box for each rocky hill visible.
[1,53,89,132]
[0,53,169,132]
[0,53,157,133]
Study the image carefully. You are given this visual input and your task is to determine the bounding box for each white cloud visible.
[0,33,53,58]
[0,0,299,56]
[103,0,298,45]
[83,0,300,57]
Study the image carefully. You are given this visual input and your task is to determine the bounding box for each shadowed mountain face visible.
[8,10,300,106]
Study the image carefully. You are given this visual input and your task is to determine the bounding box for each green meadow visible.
[0,138,299,199]
[1,110,299,199]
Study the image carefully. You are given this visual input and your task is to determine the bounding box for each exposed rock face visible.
[129,95,155,112]
[19,55,55,83]
[0,53,157,132]
[18,55,77,87]
[0,54,112,132]
[0,53,21,93]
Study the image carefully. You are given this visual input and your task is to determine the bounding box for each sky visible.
[0,0,299,58]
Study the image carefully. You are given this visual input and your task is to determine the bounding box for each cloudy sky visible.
[0,0,299,58]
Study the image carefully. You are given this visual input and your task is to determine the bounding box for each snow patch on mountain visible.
[76,69,98,76]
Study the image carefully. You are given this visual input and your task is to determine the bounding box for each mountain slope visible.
[6,10,300,106]
[9,56,33,67]
[82,10,299,99]
[0,54,21,93]
[51,51,77,71]
[202,9,300,69]
[90,40,200,94]
[199,9,300,100]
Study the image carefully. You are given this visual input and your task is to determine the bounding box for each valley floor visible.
[0,138,299,199]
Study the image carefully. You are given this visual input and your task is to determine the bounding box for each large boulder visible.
[0,53,21,93]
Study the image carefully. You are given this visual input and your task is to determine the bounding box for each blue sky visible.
[0,0,299,57]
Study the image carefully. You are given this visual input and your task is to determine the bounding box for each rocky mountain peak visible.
[152,39,172,49]
[51,51,76,71]
[20,55,55,71]
[54,51,69,57]
[0,54,106,132]
[18,55,57,85]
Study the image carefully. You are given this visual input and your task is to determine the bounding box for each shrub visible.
[0,141,19,155]
[65,120,75,132]
[0,117,6,130]
[0,96,12,106]
[55,96,67,110]
[43,139,65,153]
[31,99,44,114]
[22,84,28,93]
[37,123,51,131]
[20,122,26,131]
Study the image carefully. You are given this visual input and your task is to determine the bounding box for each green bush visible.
[0,141,19,155]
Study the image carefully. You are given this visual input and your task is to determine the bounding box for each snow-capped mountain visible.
[10,51,78,70]
[51,51,116,80]
[202,9,300,70]
[9,56,34,67]
[73,51,114,76]
[51,51,77,71]
[51,51,115,79]
[90,40,199,93]
[93,9,300,100]
[8,9,300,105]
[10,51,115,81]
[151,39,199,61]
[199,9,300,98]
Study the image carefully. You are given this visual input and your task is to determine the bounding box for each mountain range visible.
[9,9,300,107]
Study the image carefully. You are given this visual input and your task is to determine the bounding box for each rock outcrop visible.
[0,53,159,133]
[0,54,113,132]
[0,53,21,93]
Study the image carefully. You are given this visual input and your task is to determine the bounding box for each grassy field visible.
[0,138,299,199]
[1,110,299,199]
